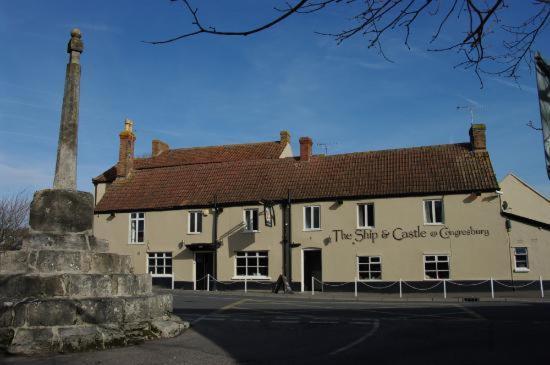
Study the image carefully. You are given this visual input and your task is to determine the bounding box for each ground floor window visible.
[424,255,449,279]
[514,247,529,272]
[235,251,268,278]
[148,252,173,276]
[357,256,382,280]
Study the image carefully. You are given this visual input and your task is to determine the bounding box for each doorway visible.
[303,249,322,292]
[195,252,215,290]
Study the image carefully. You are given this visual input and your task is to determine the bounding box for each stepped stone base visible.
[0,190,188,356]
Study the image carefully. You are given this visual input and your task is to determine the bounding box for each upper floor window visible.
[424,199,444,224]
[188,211,202,234]
[244,209,259,232]
[514,247,529,272]
[130,212,145,243]
[304,206,321,231]
[357,203,375,228]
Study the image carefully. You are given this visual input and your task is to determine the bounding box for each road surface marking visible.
[455,304,486,320]
[232,319,260,322]
[349,322,373,325]
[192,298,248,324]
[330,319,380,355]
[310,321,338,324]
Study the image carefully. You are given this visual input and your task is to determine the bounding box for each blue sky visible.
[0,1,548,197]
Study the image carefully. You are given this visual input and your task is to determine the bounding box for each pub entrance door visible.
[195,252,215,290]
[303,249,322,292]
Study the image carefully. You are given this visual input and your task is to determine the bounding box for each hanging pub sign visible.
[331,225,490,244]
[264,204,275,227]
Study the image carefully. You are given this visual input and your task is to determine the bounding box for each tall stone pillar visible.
[53,28,83,190]
[0,29,187,356]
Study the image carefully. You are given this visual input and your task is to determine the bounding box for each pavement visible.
[2,289,550,364]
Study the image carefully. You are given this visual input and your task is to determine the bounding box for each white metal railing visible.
[188,274,546,299]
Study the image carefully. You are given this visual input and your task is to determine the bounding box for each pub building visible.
[92,121,550,292]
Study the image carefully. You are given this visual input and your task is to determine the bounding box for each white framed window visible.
[130,212,145,243]
[357,203,375,228]
[357,256,382,280]
[424,255,450,279]
[514,247,529,272]
[147,252,172,276]
[235,251,269,278]
[304,206,321,231]
[423,199,444,224]
[188,211,203,234]
[243,209,259,232]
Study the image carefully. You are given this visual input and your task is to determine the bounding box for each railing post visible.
[207,274,210,292]
[399,278,403,298]
[540,275,544,299]
[354,278,358,298]
[245,277,248,293]
[311,276,314,296]
[172,275,175,290]
[443,279,447,299]
[490,277,494,299]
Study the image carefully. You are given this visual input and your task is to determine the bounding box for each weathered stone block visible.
[151,315,189,338]
[58,325,103,353]
[23,232,90,251]
[77,298,124,324]
[123,297,151,322]
[0,303,13,327]
[0,328,15,350]
[29,189,93,233]
[8,327,58,355]
[25,300,77,326]
[35,250,85,273]
[0,251,28,273]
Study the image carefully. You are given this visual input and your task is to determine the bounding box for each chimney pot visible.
[469,123,486,151]
[152,139,169,157]
[299,136,313,161]
[280,130,291,144]
[117,119,136,178]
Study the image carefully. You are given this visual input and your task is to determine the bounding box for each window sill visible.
[187,232,202,235]
[303,228,322,232]
[358,279,382,282]
[128,242,145,245]
[423,223,444,226]
[242,230,260,234]
[232,276,271,280]
[357,226,375,230]
[514,268,530,273]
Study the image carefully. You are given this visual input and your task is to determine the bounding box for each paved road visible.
[3,291,550,364]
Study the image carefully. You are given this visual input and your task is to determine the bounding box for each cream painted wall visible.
[291,193,511,284]
[500,174,550,225]
[507,218,550,280]
[95,191,536,288]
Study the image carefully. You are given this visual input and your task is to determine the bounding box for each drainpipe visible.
[213,195,218,288]
[283,190,292,281]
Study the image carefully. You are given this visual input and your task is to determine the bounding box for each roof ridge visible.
[163,140,281,153]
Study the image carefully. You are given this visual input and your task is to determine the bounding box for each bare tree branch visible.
[0,191,30,250]
[146,0,550,82]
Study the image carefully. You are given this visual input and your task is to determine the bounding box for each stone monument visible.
[0,29,187,355]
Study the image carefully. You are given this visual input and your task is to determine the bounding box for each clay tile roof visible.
[94,142,499,213]
[92,140,287,183]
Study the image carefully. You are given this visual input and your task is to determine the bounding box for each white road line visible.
[192,298,248,324]
[310,321,338,324]
[330,319,380,356]
[454,304,486,320]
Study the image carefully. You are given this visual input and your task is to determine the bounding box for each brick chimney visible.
[280,130,291,145]
[299,136,312,161]
[469,124,486,151]
[117,119,136,178]
[152,139,169,157]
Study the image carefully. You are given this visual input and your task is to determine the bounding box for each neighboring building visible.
[92,121,550,291]
[499,173,550,281]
